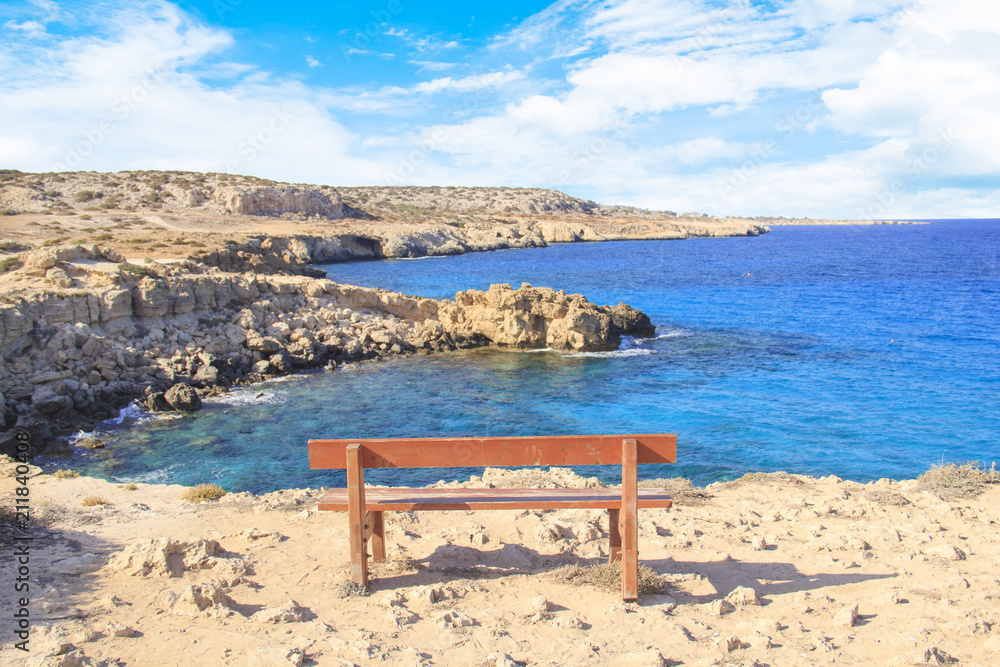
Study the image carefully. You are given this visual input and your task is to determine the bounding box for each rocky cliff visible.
[0,244,654,455]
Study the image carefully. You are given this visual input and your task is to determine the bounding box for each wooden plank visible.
[608,508,621,563]
[370,512,386,562]
[346,444,368,587]
[621,438,639,602]
[309,434,676,469]
[317,487,674,512]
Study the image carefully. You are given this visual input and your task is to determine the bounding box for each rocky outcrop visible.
[0,272,653,454]
[439,284,653,351]
[212,186,343,219]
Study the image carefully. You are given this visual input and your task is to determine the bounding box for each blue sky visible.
[1,0,998,218]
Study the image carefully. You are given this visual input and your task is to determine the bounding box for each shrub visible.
[79,214,92,220]
[334,580,370,598]
[551,563,671,596]
[81,496,111,507]
[119,483,138,491]
[118,263,160,278]
[53,469,80,479]
[181,483,227,502]
[916,462,999,500]
[73,190,103,202]
[0,257,23,273]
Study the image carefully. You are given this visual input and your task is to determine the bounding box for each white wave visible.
[209,389,285,406]
[524,347,557,353]
[655,329,690,339]
[562,348,657,359]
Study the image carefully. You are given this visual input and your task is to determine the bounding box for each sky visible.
[1,0,998,219]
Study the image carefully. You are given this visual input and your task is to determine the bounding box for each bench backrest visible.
[308,434,676,469]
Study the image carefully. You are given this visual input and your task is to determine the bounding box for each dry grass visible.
[916,462,1000,500]
[119,483,138,491]
[334,580,371,598]
[638,477,713,506]
[181,483,227,502]
[81,496,111,507]
[53,469,80,479]
[551,562,671,596]
[862,488,911,506]
[714,471,809,490]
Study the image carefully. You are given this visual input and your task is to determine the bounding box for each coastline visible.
[3,458,998,665]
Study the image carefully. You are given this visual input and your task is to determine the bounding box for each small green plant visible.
[73,190,103,202]
[53,469,80,479]
[181,483,227,502]
[78,214,92,220]
[0,256,23,273]
[118,263,160,278]
[81,496,111,507]
[119,483,139,491]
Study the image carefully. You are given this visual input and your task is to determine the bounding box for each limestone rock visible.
[213,185,343,218]
[172,583,234,615]
[164,383,201,412]
[726,586,762,607]
[436,609,475,629]
[252,599,308,623]
[107,537,179,577]
[833,604,859,628]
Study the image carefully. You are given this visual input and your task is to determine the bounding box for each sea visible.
[53,220,1000,493]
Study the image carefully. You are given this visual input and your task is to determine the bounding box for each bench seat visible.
[318,487,674,511]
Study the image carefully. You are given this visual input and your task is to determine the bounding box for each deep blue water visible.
[59,221,1000,492]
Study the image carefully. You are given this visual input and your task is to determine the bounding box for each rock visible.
[164,383,201,412]
[435,610,475,629]
[105,621,136,638]
[47,267,73,287]
[708,599,736,616]
[107,537,179,577]
[470,531,489,545]
[172,583,233,615]
[437,283,652,351]
[926,544,967,561]
[386,608,419,628]
[751,535,768,551]
[213,185,343,218]
[32,385,72,414]
[75,436,105,449]
[246,332,282,353]
[726,586,761,607]
[252,600,308,623]
[833,604,859,628]
[554,615,586,629]
[534,524,561,542]
[720,635,743,652]
[193,364,219,384]
[530,595,550,613]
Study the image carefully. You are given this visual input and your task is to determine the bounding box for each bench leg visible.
[346,444,369,588]
[621,438,639,602]
[608,508,621,563]
[370,511,386,562]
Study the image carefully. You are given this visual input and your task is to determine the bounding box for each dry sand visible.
[3,459,999,666]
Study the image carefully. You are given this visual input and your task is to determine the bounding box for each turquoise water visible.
[57,221,1000,492]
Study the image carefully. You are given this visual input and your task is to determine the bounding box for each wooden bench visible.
[307,434,676,601]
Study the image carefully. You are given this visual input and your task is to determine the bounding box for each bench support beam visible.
[621,438,639,601]
[608,508,621,563]
[346,443,369,588]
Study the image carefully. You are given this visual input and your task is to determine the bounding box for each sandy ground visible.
[2,459,999,667]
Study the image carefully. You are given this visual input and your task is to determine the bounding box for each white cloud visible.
[0,1,386,184]
[412,71,525,94]
[305,55,321,68]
